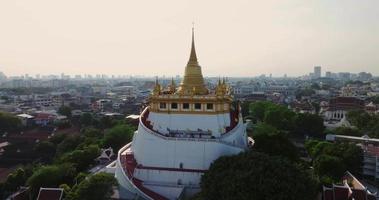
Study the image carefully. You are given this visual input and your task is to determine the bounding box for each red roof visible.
[37,188,63,200]
[34,113,56,121]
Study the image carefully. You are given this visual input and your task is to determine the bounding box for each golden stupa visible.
[177,27,208,95]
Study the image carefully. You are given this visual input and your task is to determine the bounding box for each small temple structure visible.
[114,28,251,200]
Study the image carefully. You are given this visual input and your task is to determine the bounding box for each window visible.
[171,102,178,109]
[206,103,214,110]
[179,163,183,169]
[183,103,190,110]
[194,103,201,110]
[159,102,166,109]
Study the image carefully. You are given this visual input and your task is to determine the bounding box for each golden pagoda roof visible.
[177,27,208,95]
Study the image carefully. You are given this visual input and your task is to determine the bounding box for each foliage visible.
[370,95,379,104]
[333,127,362,137]
[240,101,251,118]
[0,112,21,131]
[199,151,318,200]
[347,110,371,129]
[68,172,118,200]
[79,113,93,127]
[248,101,295,131]
[27,164,76,198]
[314,155,345,181]
[263,104,295,131]
[252,123,299,161]
[56,135,84,156]
[83,127,103,138]
[58,145,100,171]
[248,101,275,122]
[346,110,379,137]
[293,113,325,137]
[102,124,134,151]
[34,141,56,162]
[305,140,363,179]
[250,122,278,136]
[58,106,72,118]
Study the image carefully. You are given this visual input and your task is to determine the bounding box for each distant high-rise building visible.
[338,72,351,80]
[325,71,332,78]
[358,72,372,81]
[314,66,321,79]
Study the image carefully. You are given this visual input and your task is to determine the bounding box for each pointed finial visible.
[188,23,198,64]
[155,76,159,84]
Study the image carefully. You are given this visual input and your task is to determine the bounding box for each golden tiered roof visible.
[149,27,234,114]
[176,27,208,95]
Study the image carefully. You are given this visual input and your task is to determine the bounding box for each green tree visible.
[58,145,100,171]
[264,105,295,131]
[27,164,76,198]
[305,140,334,159]
[294,113,325,137]
[83,128,103,138]
[370,95,379,104]
[68,172,118,200]
[58,106,72,118]
[2,168,26,193]
[250,122,278,136]
[199,151,318,200]
[0,112,21,131]
[252,124,299,161]
[56,135,84,156]
[240,101,251,118]
[314,155,345,181]
[347,110,370,129]
[305,140,363,176]
[102,124,134,151]
[34,141,56,162]
[248,101,275,122]
[79,113,93,127]
[334,127,362,137]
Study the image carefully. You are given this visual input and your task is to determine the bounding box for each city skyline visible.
[1,0,379,77]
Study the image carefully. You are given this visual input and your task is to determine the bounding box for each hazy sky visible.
[0,0,378,77]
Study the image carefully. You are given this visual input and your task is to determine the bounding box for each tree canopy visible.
[305,140,363,182]
[27,164,76,198]
[294,113,325,137]
[251,123,299,161]
[0,112,21,132]
[248,101,295,131]
[68,172,118,200]
[58,105,72,118]
[199,151,318,200]
[102,124,134,151]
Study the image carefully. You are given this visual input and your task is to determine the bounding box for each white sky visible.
[0,0,378,77]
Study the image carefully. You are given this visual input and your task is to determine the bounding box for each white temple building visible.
[113,28,252,200]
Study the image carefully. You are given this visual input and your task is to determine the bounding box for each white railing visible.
[140,108,246,149]
[139,107,246,150]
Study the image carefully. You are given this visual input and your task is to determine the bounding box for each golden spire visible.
[177,25,208,95]
[168,77,176,93]
[188,25,198,65]
[153,76,161,95]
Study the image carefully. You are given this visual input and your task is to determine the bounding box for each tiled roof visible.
[37,188,63,200]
